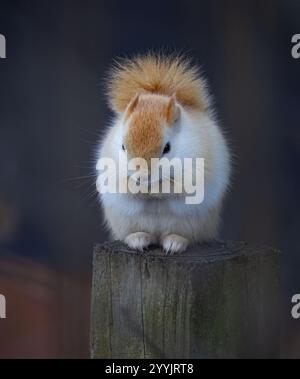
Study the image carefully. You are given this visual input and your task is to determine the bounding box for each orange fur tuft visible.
[107,53,208,113]
[125,94,170,161]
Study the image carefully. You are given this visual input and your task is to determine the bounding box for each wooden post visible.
[91,241,280,359]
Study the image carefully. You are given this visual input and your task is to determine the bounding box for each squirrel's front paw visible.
[124,232,156,252]
[160,234,189,255]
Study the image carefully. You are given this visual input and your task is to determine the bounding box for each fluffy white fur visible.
[97,100,230,254]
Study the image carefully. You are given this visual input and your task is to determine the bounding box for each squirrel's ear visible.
[124,93,140,120]
[166,94,181,125]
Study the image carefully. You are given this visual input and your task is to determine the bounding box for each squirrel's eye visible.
[122,144,125,151]
[162,142,171,155]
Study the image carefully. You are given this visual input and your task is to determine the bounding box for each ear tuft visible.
[166,94,181,124]
[124,93,140,120]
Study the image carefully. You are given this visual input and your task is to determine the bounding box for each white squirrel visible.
[97,54,231,254]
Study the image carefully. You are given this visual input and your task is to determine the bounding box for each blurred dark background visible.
[0,0,299,358]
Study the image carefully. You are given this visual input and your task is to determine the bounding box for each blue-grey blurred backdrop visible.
[0,0,299,358]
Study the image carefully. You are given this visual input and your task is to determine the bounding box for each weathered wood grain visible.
[91,241,280,359]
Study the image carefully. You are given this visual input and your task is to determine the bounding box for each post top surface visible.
[94,240,280,263]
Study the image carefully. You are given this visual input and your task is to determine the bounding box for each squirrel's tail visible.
[107,53,209,113]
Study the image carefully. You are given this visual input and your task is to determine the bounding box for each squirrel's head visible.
[121,93,180,163]
[118,93,182,190]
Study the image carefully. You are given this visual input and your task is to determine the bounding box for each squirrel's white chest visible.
[102,192,200,217]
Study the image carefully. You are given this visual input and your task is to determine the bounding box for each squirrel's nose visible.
[129,171,149,185]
